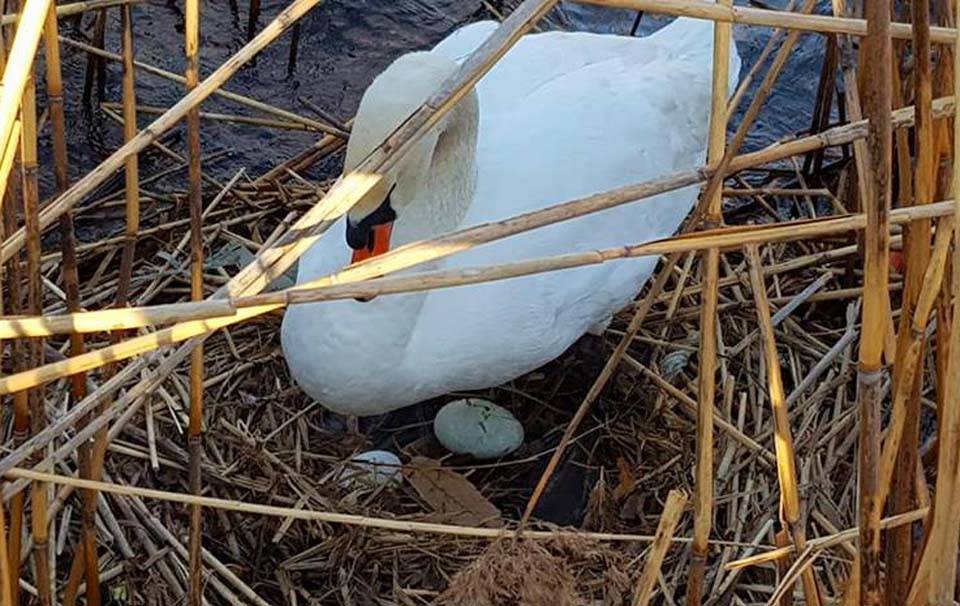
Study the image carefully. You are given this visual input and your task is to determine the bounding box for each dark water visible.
[38,0,832,198]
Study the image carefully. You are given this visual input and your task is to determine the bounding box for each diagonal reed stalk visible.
[632,489,688,606]
[184,0,205,601]
[745,243,822,606]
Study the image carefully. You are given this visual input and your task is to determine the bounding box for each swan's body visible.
[282,18,741,416]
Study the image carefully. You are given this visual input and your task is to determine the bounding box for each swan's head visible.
[343,51,477,263]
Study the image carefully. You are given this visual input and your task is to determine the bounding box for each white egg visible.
[340,450,403,488]
[433,399,524,459]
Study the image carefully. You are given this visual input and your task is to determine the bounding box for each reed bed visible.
[0,0,958,603]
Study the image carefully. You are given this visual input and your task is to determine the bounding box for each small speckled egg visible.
[340,450,403,488]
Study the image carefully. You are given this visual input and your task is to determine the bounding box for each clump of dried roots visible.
[437,539,579,606]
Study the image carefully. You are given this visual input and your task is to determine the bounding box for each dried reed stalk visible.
[100,102,312,131]
[184,0,205,599]
[632,489,688,606]
[0,496,10,606]
[885,1,936,594]
[905,5,960,601]
[115,3,140,306]
[0,0,52,197]
[745,243,821,605]
[0,25,25,594]
[0,199,954,396]
[4,467,672,543]
[574,0,958,44]
[688,2,732,599]
[0,0,132,25]
[18,62,52,606]
[699,0,816,207]
[857,0,893,601]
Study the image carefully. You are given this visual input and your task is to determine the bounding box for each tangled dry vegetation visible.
[1,0,960,604]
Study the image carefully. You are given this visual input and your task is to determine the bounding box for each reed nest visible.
[1,0,959,604]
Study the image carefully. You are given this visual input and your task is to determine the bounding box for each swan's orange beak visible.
[351,221,394,264]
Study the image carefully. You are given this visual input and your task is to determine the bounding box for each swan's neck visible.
[392,93,479,249]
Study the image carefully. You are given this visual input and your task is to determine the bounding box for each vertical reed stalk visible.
[0,20,24,605]
[19,68,51,606]
[745,243,822,606]
[82,8,106,107]
[185,0,205,601]
[885,0,934,600]
[43,0,84,409]
[286,22,300,76]
[116,2,139,306]
[246,0,259,41]
[699,0,816,206]
[858,0,893,601]
[906,5,960,602]
[687,2,730,601]
[43,4,99,603]
[0,494,11,606]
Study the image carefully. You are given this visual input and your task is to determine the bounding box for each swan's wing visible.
[416,27,740,358]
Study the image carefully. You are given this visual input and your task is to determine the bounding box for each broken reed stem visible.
[19,65,51,606]
[906,5,960,601]
[857,0,893,601]
[0,0,333,264]
[688,6,731,601]
[115,3,140,307]
[0,199,954,396]
[632,489,688,606]
[184,0,205,600]
[878,218,953,505]
[0,494,10,606]
[573,0,959,44]
[518,251,683,527]
[0,0,52,198]
[886,2,935,598]
[745,243,821,606]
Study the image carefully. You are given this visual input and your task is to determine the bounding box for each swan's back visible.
[411,19,740,400]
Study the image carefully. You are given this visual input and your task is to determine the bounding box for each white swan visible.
[281,18,741,416]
